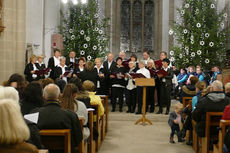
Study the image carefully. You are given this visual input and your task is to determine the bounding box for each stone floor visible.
[99,100,194,153]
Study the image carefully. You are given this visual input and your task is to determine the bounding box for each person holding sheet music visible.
[157,58,174,115]
[94,58,106,95]
[66,51,78,69]
[73,57,85,77]
[48,48,61,80]
[35,55,46,80]
[125,61,139,113]
[53,56,70,82]
[136,60,151,114]
[143,50,151,65]
[147,59,157,113]
[24,55,39,82]
[110,57,127,112]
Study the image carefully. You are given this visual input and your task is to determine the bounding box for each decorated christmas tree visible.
[169,0,229,70]
[60,0,110,61]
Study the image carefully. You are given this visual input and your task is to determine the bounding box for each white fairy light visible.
[197,50,202,55]
[205,59,210,64]
[205,33,209,38]
[210,4,215,9]
[169,29,174,35]
[71,35,75,40]
[80,51,85,55]
[185,46,189,51]
[196,23,201,28]
[195,9,199,14]
[83,44,88,49]
[69,29,73,33]
[183,29,188,34]
[200,41,205,46]
[86,37,90,41]
[95,27,99,31]
[87,55,92,61]
[209,42,214,47]
[223,13,228,18]
[185,3,190,8]
[170,50,174,56]
[80,30,85,35]
[93,46,97,50]
[191,52,195,57]
[99,30,103,34]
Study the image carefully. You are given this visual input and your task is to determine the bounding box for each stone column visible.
[130,0,133,53]
[0,0,26,83]
[154,0,162,58]
[141,0,144,52]
[168,0,174,54]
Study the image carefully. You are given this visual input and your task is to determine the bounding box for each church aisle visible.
[99,102,194,153]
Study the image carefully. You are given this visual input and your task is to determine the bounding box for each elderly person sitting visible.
[192,80,230,137]
[31,84,82,153]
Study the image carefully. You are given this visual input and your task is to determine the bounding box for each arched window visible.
[120,0,154,53]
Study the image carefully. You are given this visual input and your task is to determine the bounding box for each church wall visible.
[0,0,26,83]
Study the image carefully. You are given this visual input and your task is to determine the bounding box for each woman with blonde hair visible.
[93,58,106,95]
[60,83,90,139]
[24,55,38,82]
[192,81,207,111]
[0,99,38,153]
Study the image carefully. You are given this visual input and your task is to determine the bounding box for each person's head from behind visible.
[160,51,167,60]
[61,83,79,111]
[143,51,150,60]
[190,76,199,85]
[22,81,43,106]
[0,87,19,102]
[0,99,30,144]
[82,80,95,92]
[55,79,66,93]
[7,73,25,88]
[138,60,145,69]
[174,103,183,114]
[43,84,60,101]
[225,83,230,93]
[69,77,84,92]
[210,80,223,92]
[41,78,54,89]
[195,81,207,94]
[85,61,94,71]
[54,49,61,58]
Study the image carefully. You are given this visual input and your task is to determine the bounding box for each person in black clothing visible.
[52,56,70,82]
[78,61,98,88]
[157,58,174,115]
[73,57,85,77]
[103,53,117,96]
[110,57,127,112]
[24,55,39,82]
[94,58,106,95]
[66,51,78,70]
[31,84,82,153]
[21,81,44,115]
[35,55,46,80]
[224,127,230,153]
[192,80,230,137]
[48,49,61,80]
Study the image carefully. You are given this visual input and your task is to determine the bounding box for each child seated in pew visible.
[168,103,184,143]
[82,80,104,118]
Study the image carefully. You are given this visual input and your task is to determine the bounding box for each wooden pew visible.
[38,150,49,153]
[100,99,106,141]
[197,112,223,153]
[99,95,109,133]
[91,104,102,152]
[88,108,96,153]
[77,118,87,153]
[40,129,71,153]
[182,97,193,109]
[192,120,198,152]
[214,120,230,153]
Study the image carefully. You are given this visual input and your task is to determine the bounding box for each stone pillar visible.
[130,0,133,53]
[168,0,174,54]
[0,0,26,83]
[162,0,169,53]
[141,0,144,52]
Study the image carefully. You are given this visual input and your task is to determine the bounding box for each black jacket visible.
[78,70,98,87]
[192,91,230,137]
[168,110,184,127]
[159,67,174,87]
[224,126,230,152]
[93,67,107,95]
[21,99,43,115]
[35,63,46,80]
[24,63,37,82]
[111,66,127,87]
[103,60,117,77]
[47,57,57,80]
[66,57,78,68]
[180,84,196,102]
[31,101,83,153]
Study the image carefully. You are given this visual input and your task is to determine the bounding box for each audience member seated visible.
[0,86,43,149]
[186,66,195,84]
[82,80,104,117]
[192,80,230,137]
[21,82,44,115]
[60,83,90,140]
[174,68,187,98]
[55,78,66,93]
[0,99,38,153]
[209,66,221,84]
[225,82,230,98]
[5,73,27,100]
[180,76,198,102]
[222,83,230,120]
[192,81,207,111]
[41,78,54,89]
[69,77,91,108]
[195,68,204,81]
[31,84,82,153]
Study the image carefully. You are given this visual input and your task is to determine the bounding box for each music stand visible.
[135,78,155,126]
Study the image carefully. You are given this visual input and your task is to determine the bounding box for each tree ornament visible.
[185,3,190,8]
[205,33,210,38]
[191,52,195,57]
[169,29,174,35]
[205,59,210,64]
[80,30,85,35]
[197,50,202,55]
[185,46,189,51]
[223,13,228,18]
[181,10,185,15]
[93,45,97,50]
[210,4,215,9]
[169,50,174,56]
[196,23,201,28]
[83,44,88,49]
[170,57,175,62]
[69,29,73,33]
[71,35,75,40]
[209,42,214,47]
[94,14,99,18]
[87,55,92,60]
[80,50,85,55]
[200,41,205,46]
[195,9,199,14]
[99,30,103,34]
[183,29,188,34]
[179,54,183,59]
[86,37,90,41]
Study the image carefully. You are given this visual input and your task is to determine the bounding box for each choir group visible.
[23,49,223,115]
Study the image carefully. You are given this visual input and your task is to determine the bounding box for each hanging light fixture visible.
[62,0,68,4]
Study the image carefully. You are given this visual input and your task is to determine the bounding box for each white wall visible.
[26,0,60,64]
[162,0,169,53]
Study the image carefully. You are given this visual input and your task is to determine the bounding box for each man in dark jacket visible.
[192,80,230,137]
[31,84,82,153]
